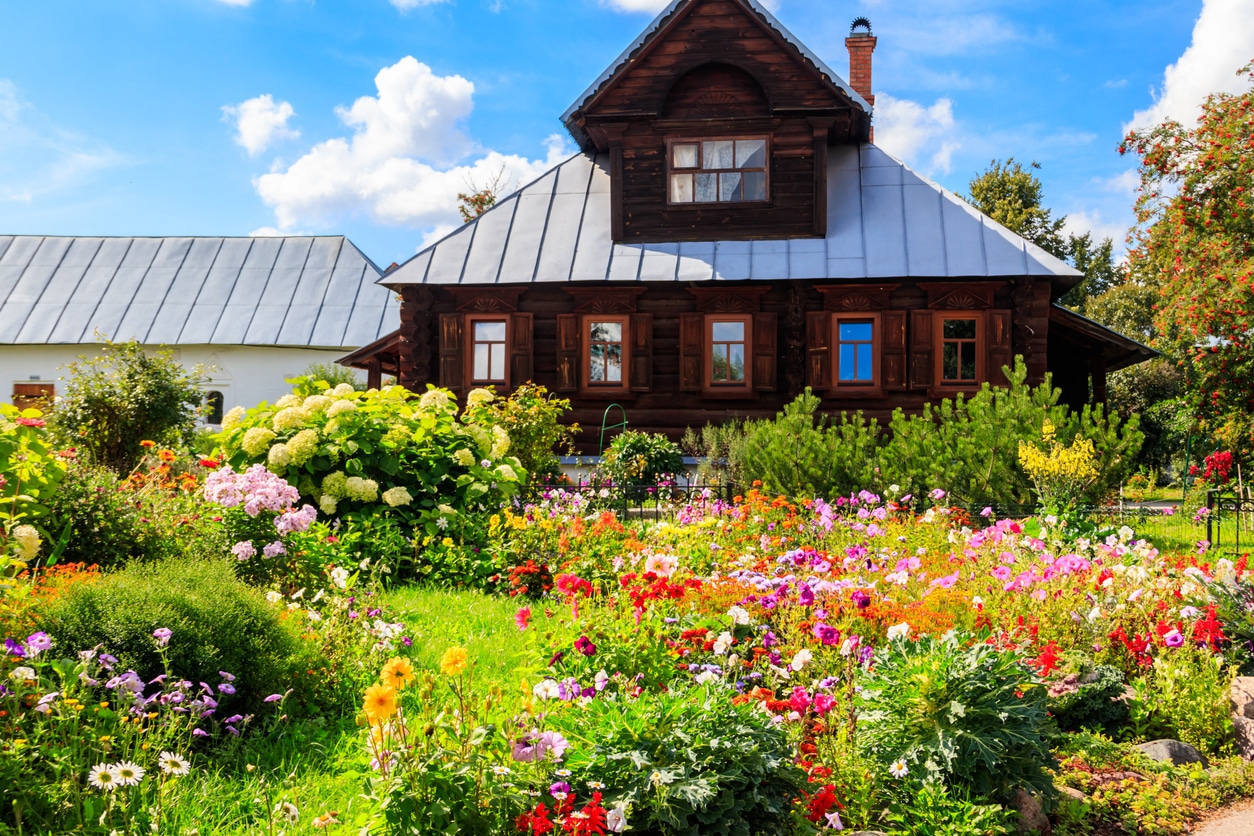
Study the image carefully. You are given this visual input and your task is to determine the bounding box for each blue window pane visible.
[857,344,874,381]
[840,322,873,342]
[839,344,857,381]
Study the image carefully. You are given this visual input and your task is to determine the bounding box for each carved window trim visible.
[704,314,753,395]
[467,315,511,388]
[934,311,985,389]
[666,136,771,206]
[831,312,881,395]
[583,314,631,393]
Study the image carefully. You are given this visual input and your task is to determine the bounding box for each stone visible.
[1231,677,1254,720]
[1012,788,1051,835]
[1234,716,1254,760]
[1057,786,1088,803]
[1135,739,1209,768]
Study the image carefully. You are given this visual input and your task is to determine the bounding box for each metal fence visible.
[520,481,739,522]
[1207,491,1254,554]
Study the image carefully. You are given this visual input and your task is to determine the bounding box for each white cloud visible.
[254,56,571,232]
[873,92,960,175]
[600,0,778,12]
[389,0,450,9]
[0,79,126,203]
[1127,0,1254,131]
[222,94,300,157]
[1063,211,1128,246]
[216,0,254,6]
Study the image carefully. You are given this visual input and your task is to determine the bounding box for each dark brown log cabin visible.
[350,0,1153,452]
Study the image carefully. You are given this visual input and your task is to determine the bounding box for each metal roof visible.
[381,145,1082,288]
[561,0,872,149]
[1049,305,1158,372]
[0,236,399,349]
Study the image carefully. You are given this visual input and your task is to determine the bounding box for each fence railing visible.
[1207,490,1254,554]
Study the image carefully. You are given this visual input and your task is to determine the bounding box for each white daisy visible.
[88,764,118,791]
[276,801,299,822]
[112,762,145,786]
[889,760,909,779]
[158,752,191,776]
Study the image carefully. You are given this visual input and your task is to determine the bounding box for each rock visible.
[1231,677,1254,720]
[1011,788,1051,835]
[1091,771,1147,785]
[1234,716,1254,760]
[1135,739,1209,768]
[1057,786,1088,803]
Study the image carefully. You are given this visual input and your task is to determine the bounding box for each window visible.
[470,318,509,384]
[939,315,980,384]
[205,391,225,424]
[669,138,768,204]
[712,317,747,388]
[11,382,54,409]
[835,318,876,386]
[586,318,627,387]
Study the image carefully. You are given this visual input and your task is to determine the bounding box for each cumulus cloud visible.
[0,79,126,203]
[873,92,961,175]
[222,94,300,157]
[1127,0,1254,131]
[253,57,571,232]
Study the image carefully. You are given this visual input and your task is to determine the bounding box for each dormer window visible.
[668,138,769,204]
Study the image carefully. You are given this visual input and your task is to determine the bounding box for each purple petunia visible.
[153,628,173,647]
[25,632,52,657]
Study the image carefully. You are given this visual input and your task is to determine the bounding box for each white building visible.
[0,235,398,417]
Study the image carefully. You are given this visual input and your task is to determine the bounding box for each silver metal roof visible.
[381,145,1081,288]
[561,0,872,148]
[0,236,398,348]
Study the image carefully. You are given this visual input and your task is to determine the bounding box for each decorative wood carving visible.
[689,287,767,313]
[567,288,645,314]
[817,284,897,312]
[926,283,999,310]
[783,283,807,396]
[451,288,522,313]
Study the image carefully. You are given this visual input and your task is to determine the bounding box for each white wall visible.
[1,344,360,415]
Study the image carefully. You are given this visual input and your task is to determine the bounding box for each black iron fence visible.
[1207,490,1254,554]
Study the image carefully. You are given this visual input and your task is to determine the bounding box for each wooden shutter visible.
[987,309,1012,386]
[752,312,777,392]
[556,314,580,393]
[630,313,653,392]
[806,312,831,391]
[909,310,934,390]
[679,313,704,392]
[881,311,907,390]
[510,313,534,388]
[439,314,464,393]
[11,383,55,410]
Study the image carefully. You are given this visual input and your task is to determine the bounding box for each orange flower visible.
[158,449,176,462]
[380,657,415,690]
[362,684,398,725]
[140,440,156,448]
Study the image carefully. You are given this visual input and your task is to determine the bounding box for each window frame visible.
[467,315,511,388]
[831,312,881,393]
[666,136,771,207]
[582,314,631,392]
[935,311,984,388]
[11,382,55,410]
[704,314,753,393]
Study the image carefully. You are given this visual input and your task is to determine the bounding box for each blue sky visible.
[1,0,1251,267]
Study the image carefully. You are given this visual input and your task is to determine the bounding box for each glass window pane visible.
[703,140,734,169]
[712,321,744,342]
[857,344,874,381]
[840,322,873,341]
[728,344,745,381]
[606,345,623,382]
[475,321,506,341]
[670,173,693,203]
[961,343,977,380]
[719,172,742,202]
[490,343,506,380]
[711,345,728,381]
[590,321,622,342]
[943,319,976,339]
[943,343,959,381]
[695,173,717,203]
[736,139,766,169]
[673,143,698,168]
[474,344,490,380]
[589,345,605,382]
[839,343,857,381]
[742,171,766,201]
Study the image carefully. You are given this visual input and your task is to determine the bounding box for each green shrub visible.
[2,404,66,581]
[1047,665,1130,733]
[40,558,304,712]
[857,631,1056,802]
[1150,645,1235,756]
[464,383,578,481]
[47,340,206,473]
[598,430,684,486]
[883,782,1012,836]
[547,684,807,836]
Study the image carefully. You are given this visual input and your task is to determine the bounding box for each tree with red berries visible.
[1121,61,1254,452]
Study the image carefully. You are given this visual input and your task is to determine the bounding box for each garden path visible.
[1191,799,1254,835]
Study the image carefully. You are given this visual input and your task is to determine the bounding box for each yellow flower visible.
[380,657,415,690]
[439,647,470,677]
[362,684,399,725]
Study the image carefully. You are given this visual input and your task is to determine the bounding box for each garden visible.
[5,342,1254,836]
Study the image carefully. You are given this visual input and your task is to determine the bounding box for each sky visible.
[1,0,1252,268]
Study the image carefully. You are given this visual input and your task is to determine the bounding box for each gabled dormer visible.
[562,0,872,244]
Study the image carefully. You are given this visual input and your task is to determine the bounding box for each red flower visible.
[563,793,607,835]
[15,417,45,428]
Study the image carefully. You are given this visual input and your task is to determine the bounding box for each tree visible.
[1120,61,1254,452]
[966,159,1124,313]
[48,341,206,472]
[457,167,512,223]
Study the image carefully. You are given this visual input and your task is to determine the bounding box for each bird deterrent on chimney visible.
[846,17,877,141]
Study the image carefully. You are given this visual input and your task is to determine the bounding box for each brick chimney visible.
[846,17,877,140]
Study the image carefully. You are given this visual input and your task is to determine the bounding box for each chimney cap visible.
[850,17,873,37]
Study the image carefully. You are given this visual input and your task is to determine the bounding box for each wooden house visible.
[352,0,1153,450]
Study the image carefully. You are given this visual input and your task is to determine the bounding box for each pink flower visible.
[515,607,531,631]
[1164,629,1185,648]
[813,693,836,716]
[812,623,841,646]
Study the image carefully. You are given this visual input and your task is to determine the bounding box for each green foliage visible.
[464,383,578,481]
[1148,645,1236,756]
[883,782,1012,836]
[599,430,685,486]
[1203,574,1254,674]
[1047,665,1130,733]
[857,632,1056,802]
[548,684,808,836]
[47,341,206,473]
[1061,232,1126,313]
[1106,359,1189,479]
[41,558,304,712]
[300,361,365,390]
[1,405,66,581]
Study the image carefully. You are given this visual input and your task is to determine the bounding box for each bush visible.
[40,558,304,712]
[547,684,808,836]
[857,631,1056,802]
[1149,645,1235,756]
[464,383,578,481]
[47,340,206,473]
[1047,664,1130,733]
[598,430,685,486]
[2,404,66,581]
[883,782,1012,836]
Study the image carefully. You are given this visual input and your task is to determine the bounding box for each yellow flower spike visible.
[439,647,469,677]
